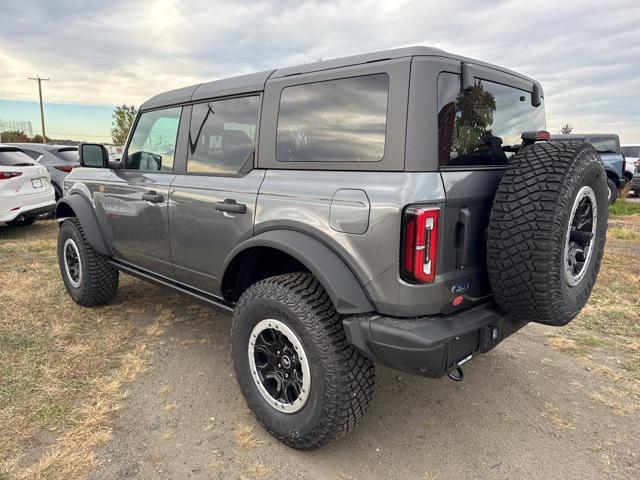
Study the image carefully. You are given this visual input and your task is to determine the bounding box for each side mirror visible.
[79,143,109,168]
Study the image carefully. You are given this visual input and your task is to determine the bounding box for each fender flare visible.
[56,195,111,256]
[221,230,374,314]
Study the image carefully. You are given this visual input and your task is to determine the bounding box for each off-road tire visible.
[231,272,375,450]
[7,215,36,227]
[57,218,119,306]
[487,141,608,326]
[606,177,618,204]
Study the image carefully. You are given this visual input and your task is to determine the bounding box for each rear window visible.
[438,72,545,167]
[588,138,618,154]
[53,148,79,163]
[276,74,389,162]
[0,149,36,166]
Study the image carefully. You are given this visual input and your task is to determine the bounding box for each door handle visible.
[141,191,164,203]
[215,199,247,215]
[456,207,471,269]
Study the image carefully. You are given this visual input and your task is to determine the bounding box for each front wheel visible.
[231,272,375,450]
[57,218,119,306]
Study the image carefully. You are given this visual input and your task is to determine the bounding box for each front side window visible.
[125,107,181,171]
[187,96,259,174]
[589,137,618,154]
[276,74,389,162]
[438,73,545,167]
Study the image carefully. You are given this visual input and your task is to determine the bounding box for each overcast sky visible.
[0,0,639,143]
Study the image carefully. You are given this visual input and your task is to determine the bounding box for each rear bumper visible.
[0,200,56,223]
[343,302,528,378]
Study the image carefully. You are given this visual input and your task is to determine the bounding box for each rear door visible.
[436,69,546,299]
[105,106,182,277]
[169,95,264,295]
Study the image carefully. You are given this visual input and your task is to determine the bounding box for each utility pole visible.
[28,75,49,142]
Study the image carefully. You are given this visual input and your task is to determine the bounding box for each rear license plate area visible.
[446,329,480,370]
[31,178,43,189]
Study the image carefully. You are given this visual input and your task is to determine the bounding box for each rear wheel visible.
[606,177,618,204]
[57,218,119,306]
[231,272,375,450]
[487,141,608,326]
[6,215,36,227]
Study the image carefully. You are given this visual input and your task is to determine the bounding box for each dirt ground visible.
[2,211,639,480]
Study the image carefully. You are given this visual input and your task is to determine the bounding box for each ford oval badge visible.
[451,281,469,295]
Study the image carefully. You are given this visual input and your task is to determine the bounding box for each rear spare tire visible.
[487,141,608,326]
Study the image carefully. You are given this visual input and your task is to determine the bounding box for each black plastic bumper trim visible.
[343,302,528,378]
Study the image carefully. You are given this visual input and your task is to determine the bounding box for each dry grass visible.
[0,221,182,479]
[546,213,640,416]
[234,425,264,449]
[541,402,574,431]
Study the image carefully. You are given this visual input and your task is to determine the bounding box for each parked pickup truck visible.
[621,144,640,196]
[56,46,608,450]
[552,134,627,203]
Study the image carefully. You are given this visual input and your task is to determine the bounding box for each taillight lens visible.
[0,172,22,180]
[401,206,440,283]
[54,165,75,173]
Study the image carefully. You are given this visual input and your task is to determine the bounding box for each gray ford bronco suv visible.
[56,47,608,450]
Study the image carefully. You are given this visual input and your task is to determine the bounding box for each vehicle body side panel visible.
[255,170,447,317]
[104,171,176,277]
[169,170,266,294]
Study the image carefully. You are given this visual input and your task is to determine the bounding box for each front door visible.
[169,95,263,295]
[105,106,182,277]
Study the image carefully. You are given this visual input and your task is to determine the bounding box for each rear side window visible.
[276,74,389,162]
[187,96,259,175]
[0,149,35,166]
[21,149,42,160]
[125,107,181,171]
[438,73,545,167]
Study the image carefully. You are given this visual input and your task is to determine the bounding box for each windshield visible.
[0,149,36,166]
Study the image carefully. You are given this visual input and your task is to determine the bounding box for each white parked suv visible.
[0,145,55,226]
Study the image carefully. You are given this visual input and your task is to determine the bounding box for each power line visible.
[28,75,49,139]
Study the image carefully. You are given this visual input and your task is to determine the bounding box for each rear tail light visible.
[0,172,22,180]
[54,165,75,173]
[401,206,440,283]
[521,130,550,142]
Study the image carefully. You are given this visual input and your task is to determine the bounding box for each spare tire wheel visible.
[486,141,608,326]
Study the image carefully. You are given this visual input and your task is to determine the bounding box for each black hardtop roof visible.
[140,46,541,111]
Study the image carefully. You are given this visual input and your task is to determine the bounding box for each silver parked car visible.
[8,144,79,201]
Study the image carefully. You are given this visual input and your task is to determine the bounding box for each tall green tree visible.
[111,104,137,145]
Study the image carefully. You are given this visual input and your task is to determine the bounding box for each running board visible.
[109,259,235,314]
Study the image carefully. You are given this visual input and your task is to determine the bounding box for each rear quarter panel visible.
[255,170,445,316]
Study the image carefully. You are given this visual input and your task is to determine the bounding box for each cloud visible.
[0,0,638,141]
